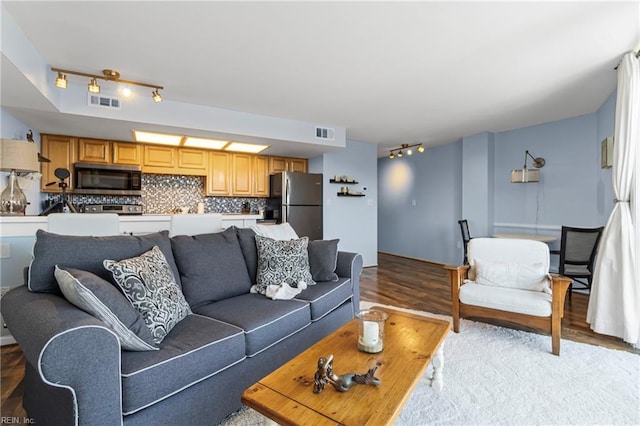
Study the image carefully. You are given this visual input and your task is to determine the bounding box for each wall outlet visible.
[411,199,417,207]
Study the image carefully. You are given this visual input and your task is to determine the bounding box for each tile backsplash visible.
[46,174,267,214]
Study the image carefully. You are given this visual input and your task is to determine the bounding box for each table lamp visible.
[0,139,39,215]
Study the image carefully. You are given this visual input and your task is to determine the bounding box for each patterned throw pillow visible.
[254,235,315,295]
[104,246,192,343]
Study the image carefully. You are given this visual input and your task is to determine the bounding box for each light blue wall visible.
[378,142,462,265]
[378,90,616,265]
[462,132,495,239]
[312,140,378,267]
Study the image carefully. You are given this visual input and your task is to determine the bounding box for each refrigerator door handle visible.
[285,177,290,205]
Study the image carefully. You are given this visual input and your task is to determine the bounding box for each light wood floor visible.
[1,253,636,420]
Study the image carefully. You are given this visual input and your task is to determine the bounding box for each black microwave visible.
[74,162,142,196]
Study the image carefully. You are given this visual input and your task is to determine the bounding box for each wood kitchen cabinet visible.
[143,145,207,176]
[41,134,77,192]
[177,148,208,175]
[78,138,141,166]
[207,151,231,196]
[142,145,176,174]
[78,138,110,163]
[231,153,253,196]
[268,156,308,174]
[112,142,142,165]
[253,156,269,197]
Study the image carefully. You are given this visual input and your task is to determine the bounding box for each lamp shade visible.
[0,139,39,172]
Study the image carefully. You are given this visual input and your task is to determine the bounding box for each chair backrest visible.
[47,213,120,236]
[467,237,550,278]
[458,220,471,243]
[169,213,224,237]
[559,226,604,273]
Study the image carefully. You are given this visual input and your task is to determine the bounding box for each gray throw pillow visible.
[54,266,158,351]
[170,227,253,309]
[29,230,179,294]
[104,246,192,344]
[255,235,315,295]
[308,239,340,282]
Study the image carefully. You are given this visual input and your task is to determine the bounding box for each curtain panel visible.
[587,52,639,345]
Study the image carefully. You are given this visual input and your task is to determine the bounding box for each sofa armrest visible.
[2,285,123,425]
[335,251,363,316]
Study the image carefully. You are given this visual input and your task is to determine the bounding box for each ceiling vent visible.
[315,127,335,141]
[88,93,120,109]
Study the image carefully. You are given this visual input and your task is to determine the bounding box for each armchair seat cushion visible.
[459,282,552,317]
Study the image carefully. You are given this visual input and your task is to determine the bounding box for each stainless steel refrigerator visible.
[267,172,323,240]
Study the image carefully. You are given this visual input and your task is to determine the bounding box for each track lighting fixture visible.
[152,89,163,103]
[55,72,68,88]
[88,78,100,93]
[388,143,425,159]
[51,67,164,103]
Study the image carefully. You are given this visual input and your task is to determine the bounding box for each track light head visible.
[389,152,395,159]
[397,150,403,158]
[417,145,424,153]
[55,72,68,89]
[152,89,163,103]
[407,149,413,156]
[88,78,100,93]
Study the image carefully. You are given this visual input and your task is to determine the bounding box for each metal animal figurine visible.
[313,354,380,393]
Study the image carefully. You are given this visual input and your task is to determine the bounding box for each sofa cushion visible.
[54,266,157,351]
[459,282,553,317]
[294,277,352,321]
[29,230,179,294]
[235,227,258,284]
[473,258,549,292]
[170,227,253,309]
[254,236,315,295]
[308,239,340,282]
[120,314,245,415]
[195,294,310,357]
[104,246,192,344]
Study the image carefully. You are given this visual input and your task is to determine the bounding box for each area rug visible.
[222,302,640,425]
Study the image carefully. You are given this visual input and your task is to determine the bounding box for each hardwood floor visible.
[1,252,636,421]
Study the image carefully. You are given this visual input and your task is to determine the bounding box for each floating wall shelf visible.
[337,193,365,197]
[330,179,359,184]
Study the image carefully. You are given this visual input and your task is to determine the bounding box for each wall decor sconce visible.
[51,67,164,103]
[601,137,613,169]
[388,143,424,159]
[511,150,545,183]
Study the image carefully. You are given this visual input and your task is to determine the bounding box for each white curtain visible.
[587,52,639,345]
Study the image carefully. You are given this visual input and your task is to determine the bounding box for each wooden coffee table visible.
[242,307,451,425]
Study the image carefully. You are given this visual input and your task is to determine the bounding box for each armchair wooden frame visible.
[444,264,572,355]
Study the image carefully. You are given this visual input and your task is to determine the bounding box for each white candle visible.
[363,321,379,346]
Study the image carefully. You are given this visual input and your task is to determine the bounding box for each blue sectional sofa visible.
[2,227,363,425]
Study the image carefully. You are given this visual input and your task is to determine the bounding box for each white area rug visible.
[223,302,640,425]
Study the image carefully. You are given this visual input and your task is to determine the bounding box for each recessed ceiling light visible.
[133,130,182,145]
[183,137,228,150]
[224,142,269,154]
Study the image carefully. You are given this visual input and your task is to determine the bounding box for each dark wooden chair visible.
[458,219,472,264]
[553,226,604,298]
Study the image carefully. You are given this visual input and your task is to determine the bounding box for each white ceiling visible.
[2,1,639,157]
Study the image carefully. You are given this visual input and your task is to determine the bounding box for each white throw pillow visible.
[473,258,549,292]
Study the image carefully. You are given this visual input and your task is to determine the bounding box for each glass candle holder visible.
[356,309,388,353]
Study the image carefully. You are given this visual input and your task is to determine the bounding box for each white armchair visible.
[445,237,571,355]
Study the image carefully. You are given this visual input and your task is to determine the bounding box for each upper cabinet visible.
[142,146,207,176]
[41,135,77,192]
[231,153,253,196]
[268,156,308,174]
[207,152,231,196]
[253,156,269,197]
[78,138,141,165]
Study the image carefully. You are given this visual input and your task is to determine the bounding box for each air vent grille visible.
[88,94,121,109]
[315,127,335,141]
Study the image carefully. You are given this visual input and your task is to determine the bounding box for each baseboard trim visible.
[378,251,447,266]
